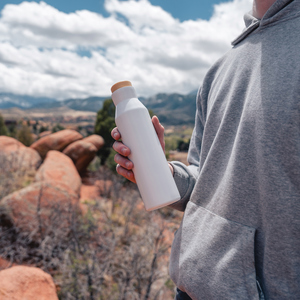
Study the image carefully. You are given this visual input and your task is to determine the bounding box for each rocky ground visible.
[0,130,104,299]
[0,130,184,299]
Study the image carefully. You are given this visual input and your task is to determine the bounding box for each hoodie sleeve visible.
[168,88,205,211]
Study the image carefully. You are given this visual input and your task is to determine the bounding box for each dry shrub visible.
[0,166,180,300]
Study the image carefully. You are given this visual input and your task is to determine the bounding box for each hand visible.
[111,115,171,183]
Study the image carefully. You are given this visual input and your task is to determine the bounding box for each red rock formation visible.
[38,130,52,138]
[0,257,14,271]
[63,140,98,173]
[83,134,105,150]
[35,150,81,195]
[1,181,79,237]
[0,266,58,300]
[30,129,83,159]
[0,136,41,172]
[62,134,104,173]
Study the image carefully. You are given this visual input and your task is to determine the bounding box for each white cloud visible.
[0,0,252,99]
[104,0,177,31]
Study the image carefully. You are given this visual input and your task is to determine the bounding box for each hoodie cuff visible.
[168,161,196,211]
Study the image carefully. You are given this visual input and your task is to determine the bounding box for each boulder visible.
[63,140,98,173]
[83,134,105,150]
[38,130,52,138]
[0,266,58,300]
[30,129,83,159]
[0,257,14,271]
[1,181,79,237]
[0,136,41,172]
[35,150,81,195]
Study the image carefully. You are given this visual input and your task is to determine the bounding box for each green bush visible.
[0,114,8,136]
[16,124,33,146]
[52,123,65,133]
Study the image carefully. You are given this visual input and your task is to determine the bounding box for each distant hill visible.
[30,96,109,112]
[0,91,198,126]
[0,93,58,109]
[0,93,109,112]
[141,92,197,125]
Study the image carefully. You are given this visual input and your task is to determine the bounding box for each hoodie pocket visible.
[169,202,260,300]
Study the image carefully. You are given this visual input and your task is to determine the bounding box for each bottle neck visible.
[112,86,138,106]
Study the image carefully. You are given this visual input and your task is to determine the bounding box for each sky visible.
[0,0,253,99]
[0,0,237,22]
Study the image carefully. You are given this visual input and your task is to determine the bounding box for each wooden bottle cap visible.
[111,81,132,93]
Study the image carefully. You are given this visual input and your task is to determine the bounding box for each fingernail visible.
[125,162,131,169]
[121,147,127,155]
[113,133,118,139]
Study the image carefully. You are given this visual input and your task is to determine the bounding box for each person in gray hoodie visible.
[111,0,300,299]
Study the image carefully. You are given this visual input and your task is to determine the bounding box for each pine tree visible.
[94,98,115,165]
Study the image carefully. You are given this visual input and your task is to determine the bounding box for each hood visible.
[232,0,300,45]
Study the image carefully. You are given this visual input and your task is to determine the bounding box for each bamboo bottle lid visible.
[111,81,132,93]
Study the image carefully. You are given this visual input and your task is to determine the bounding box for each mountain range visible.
[0,91,197,125]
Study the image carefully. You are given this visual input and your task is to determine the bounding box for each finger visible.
[116,164,136,183]
[113,141,131,157]
[168,163,174,176]
[111,127,121,141]
[152,116,165,152]
[114,153,133,170]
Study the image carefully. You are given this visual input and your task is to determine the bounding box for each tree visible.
[39,125,48,133]
[177,139,190,152]
[94,98,116,165]
[16,124,33,146]
[0,114,8,136]
[52,123,65,133]
[7,122,17,138]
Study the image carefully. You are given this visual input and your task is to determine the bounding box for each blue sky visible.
[0,0,252,99]
[0,0,233,21]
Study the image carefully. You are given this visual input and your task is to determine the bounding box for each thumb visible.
[152,116,165,152]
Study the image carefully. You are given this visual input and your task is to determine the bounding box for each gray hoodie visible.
[169,1,300,299]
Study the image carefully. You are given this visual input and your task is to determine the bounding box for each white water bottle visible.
[111,81,180,211]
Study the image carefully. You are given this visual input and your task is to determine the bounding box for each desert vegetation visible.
[0,157,182,299]
[0,131,184,299]
[0,100,190,299]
